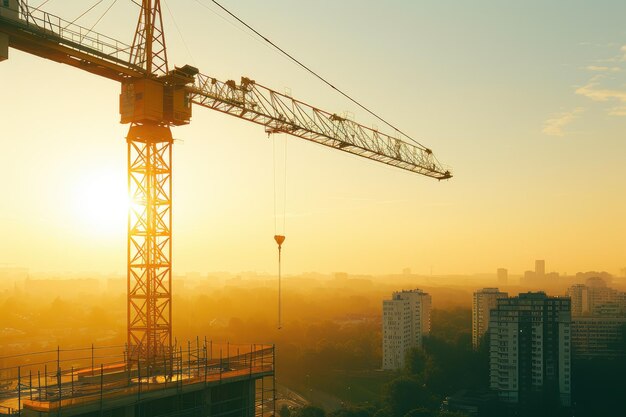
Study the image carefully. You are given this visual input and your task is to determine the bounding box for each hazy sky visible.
[1,0,625,276]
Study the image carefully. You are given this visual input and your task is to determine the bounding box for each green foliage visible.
[297,370,394,406]
[382,377,436,417]
[436,412,470,417]
[412,309,489,397]
[280,404,291,417]
[429,308,471,344]
[376,309,490,417]
[329,405,376,417]
[281,319,382,381]
[403,408,434,417]
[371,408,391,417]
[572,357,626,417]
[422,334,489,396]
[292,405,326,417]
[404,348,428,377]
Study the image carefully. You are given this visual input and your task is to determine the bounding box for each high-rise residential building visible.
[535,260,545,277]
[567,278,626,359]
[571,316,626,359]
[472,288,508,349]
[497,268,508,285]
[489,292,571,409]
[382,289,431,370]
[567,284,587,316]
[567,277,626,317]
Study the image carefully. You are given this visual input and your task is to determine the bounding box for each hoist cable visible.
[272,138,277,235]
[208,0,430,151]
[31,0,53,13]
[163,0,196,66]
[272,137,287,330]
[278,245,282,329]
[65,0,103,28]
[79,0,118,43]
[283,138,287,233]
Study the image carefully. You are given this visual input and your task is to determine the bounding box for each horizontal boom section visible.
[189,74,451,179]
[0,0,143,80]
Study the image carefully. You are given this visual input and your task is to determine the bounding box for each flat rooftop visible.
[0,342,274,416]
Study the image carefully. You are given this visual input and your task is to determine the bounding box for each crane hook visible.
[274,235,285,250]
[274,235,285,329]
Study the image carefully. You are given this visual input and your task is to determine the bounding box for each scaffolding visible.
[0,340,275,416]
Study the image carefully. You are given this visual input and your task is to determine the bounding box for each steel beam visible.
[127,123,173,371]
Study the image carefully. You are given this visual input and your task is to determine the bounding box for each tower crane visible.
[0,0,452,372]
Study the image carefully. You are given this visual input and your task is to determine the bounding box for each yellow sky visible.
[1,0,625,276]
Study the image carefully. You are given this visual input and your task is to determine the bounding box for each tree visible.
[429,309,471,345]
[405,348,428,377]
[279,405,291,417]
[382,377,436,417]
[372,408,391,417]
[293,405,326,417]
[330,406,376,417]
[437,412,469,417]
[404,408,434,417]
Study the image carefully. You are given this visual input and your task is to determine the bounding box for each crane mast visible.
[124,0,178,371]
[0,0,452,373]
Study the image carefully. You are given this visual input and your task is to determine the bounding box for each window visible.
[3,0,8,7]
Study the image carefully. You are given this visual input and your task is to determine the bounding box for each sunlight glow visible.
[71,172,128,236]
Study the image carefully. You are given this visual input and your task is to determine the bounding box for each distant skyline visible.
[1,1,625,276]
[1,262,623,279]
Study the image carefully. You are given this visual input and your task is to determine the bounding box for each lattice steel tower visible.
[124,0,189,369]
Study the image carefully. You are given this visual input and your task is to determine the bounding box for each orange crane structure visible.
[0,0,451,374]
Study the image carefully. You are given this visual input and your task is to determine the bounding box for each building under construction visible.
[0,342,275,417]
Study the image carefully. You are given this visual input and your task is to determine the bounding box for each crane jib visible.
[0,2,451,180]
[188,76,451,180]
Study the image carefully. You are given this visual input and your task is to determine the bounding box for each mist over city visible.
[2,262,625,416]
[1,1,625,417]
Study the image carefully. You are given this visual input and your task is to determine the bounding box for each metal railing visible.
[0,340,274,416]
[1,1,139,70]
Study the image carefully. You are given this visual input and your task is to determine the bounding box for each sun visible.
[71,172,128,236]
